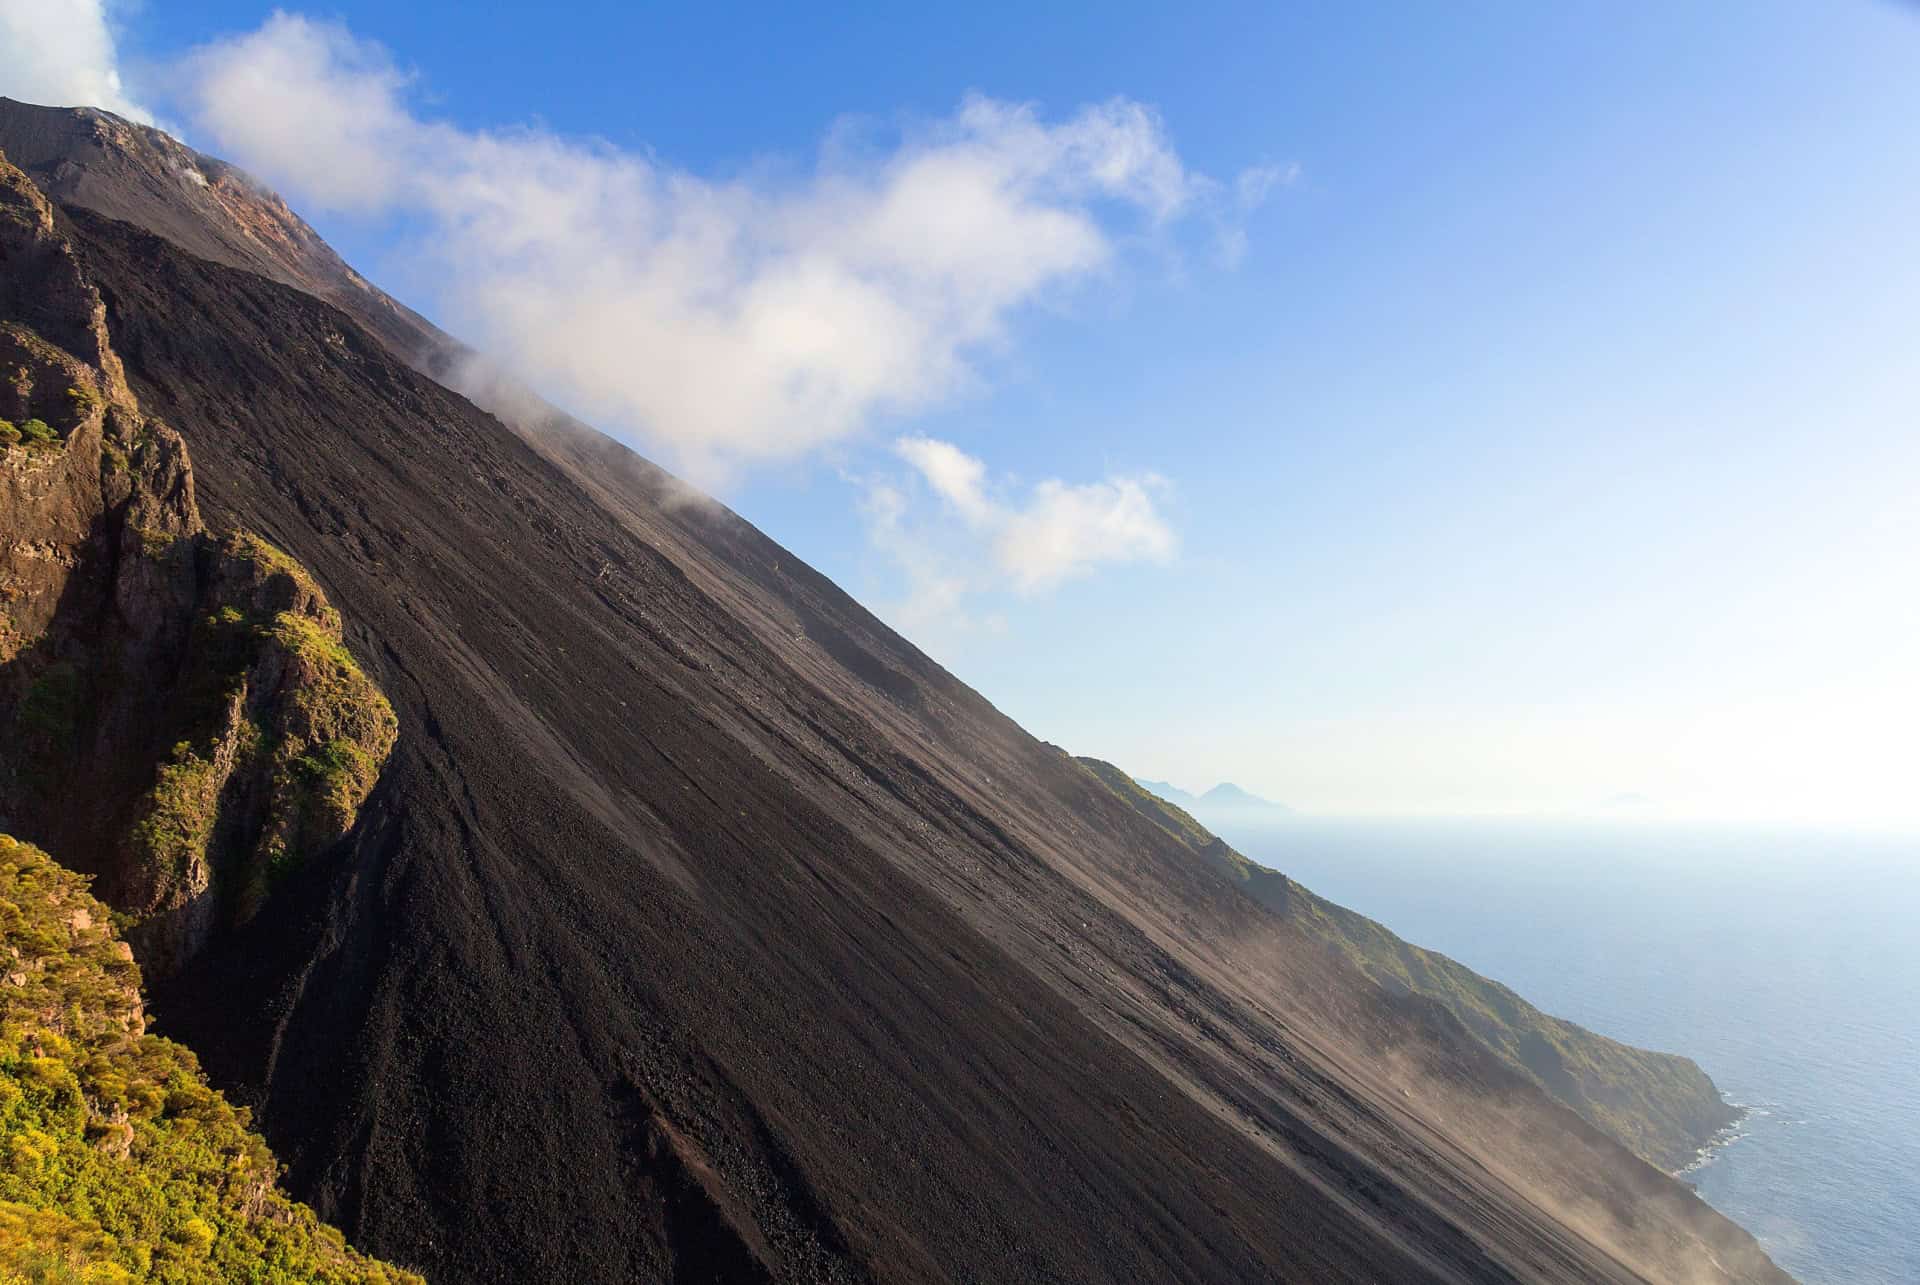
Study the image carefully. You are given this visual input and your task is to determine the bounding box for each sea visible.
[1205,816,1919,1285]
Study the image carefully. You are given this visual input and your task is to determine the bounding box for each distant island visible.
[1138,779,1294,815]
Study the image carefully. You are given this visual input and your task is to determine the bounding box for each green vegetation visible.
[128,528,176,561]
[0,421,18,447]
[16,420,56,449]
[263,612,395,774]
[220,534,342,635]
[224,533,303,582]
[1075,755,1736,1171]
[249,612,395,896]
[117,537,397,929]
[0,1198,129,1282]
[125,747,224,907]
[0,834,419,1282]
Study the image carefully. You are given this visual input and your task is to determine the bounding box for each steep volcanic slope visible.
[0,110,1792,1283]
[1074,760,1738,1172]
[0,99,437,363]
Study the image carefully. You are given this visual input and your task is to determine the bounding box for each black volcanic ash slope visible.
[1,103,1793,1285]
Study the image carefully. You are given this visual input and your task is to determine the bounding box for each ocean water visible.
[1208,817,1919,1285]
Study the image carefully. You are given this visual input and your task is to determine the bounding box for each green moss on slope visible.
[0,834,419,1282]
[117,534,398,943]
[125,747,225,909]
[245,610,396,909]
[1075,756,1738,1172]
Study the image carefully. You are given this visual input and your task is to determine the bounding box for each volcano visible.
[0,98,1788,1284]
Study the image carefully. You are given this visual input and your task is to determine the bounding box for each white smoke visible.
[0,0,151,122]
[176,13,1276,484]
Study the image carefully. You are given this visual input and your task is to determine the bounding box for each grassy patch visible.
[125,747,224,901]
[0,834,419,1282]
[255,613,396,880]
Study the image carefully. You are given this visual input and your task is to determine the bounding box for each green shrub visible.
[18,418,56,447]
[0,834,420,1283]
[0,420,18,447]
[126,748,224,893]
[128,528,174,561]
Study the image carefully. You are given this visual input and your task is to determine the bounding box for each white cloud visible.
[860,438,1174,647]
[175,13,1273,482]
[894,436,996,527]
[995,474,1176,593]
[889,436,1176,599]
[0,0,151,122]
[859,478,985,639]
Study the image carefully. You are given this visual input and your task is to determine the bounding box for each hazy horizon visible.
[1131,791,1920,839]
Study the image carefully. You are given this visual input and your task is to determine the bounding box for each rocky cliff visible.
[0,147,395,977]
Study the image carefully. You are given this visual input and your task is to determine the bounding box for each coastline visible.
[1676,1098,1752,1180]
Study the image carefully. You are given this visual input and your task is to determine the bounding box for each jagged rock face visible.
[0,151,130,406]
[0,146,187,672]
[0,144,202,795]
[114,532,398,973]
[0,148,395,976]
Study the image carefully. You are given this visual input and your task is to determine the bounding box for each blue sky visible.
[9,2,1920,825]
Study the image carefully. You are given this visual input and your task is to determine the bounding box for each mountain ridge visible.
[1138,778,1293,814]
[0,103,1791,1285]
[1199,781,1291,811]
[1134,777,1197,805]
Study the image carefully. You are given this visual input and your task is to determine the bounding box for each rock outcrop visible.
[0,147,395,976]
